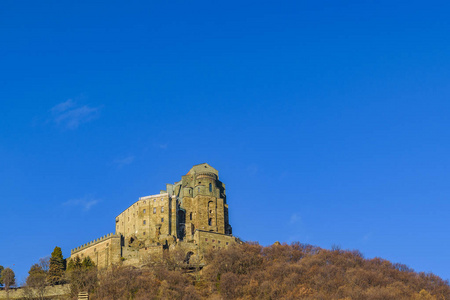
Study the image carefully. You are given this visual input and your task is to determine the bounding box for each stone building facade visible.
[70,163,239,268]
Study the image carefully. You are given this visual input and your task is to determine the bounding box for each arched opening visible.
[184,251,194,264]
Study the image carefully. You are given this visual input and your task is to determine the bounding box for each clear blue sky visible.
[1,0,450,284]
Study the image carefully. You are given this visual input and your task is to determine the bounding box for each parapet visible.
[70,233,120,255]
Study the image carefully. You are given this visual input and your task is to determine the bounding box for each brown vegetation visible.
[64,242,450,300]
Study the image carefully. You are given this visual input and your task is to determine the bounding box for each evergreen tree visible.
[47,246,65,285]
[82,256,95,269]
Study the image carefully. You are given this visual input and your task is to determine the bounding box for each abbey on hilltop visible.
[70,163,239,268]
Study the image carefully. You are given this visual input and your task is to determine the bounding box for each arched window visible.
[209,183,212,192]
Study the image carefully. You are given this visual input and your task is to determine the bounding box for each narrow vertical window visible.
[190,212,192,220]
[208,218,212,226]
[209,183,212,192]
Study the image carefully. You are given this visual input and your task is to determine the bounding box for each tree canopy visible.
[0,267,16,291]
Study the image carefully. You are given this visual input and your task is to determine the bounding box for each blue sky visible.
[1,0,450,284]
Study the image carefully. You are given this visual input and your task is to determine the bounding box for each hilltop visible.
[65,242,450,299]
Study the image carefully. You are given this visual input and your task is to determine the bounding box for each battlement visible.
[71,233,120,254]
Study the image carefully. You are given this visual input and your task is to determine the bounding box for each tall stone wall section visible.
[70,233,122,268]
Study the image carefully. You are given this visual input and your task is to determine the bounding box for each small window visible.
[161,218,164,222]
[161,207,164,213]
[143,232,146,235]
[226,242,229,245]
[153,208,156,214]
[209,183,212,192]
[213,246,215,249]
[208,218,212,226]
[218,241,221,244]
[212,239,215,243]
[143,209,146,214]
[143,220,146,225]
[190,212,192,220]
[205,238,208,242]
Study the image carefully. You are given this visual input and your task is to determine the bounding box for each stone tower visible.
[171,163,232,241]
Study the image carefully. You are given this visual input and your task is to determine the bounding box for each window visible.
[208,218,212,226]
[143,232,146,235]
[161,218,164,222]
[161,207,164,213]
[205,238,208,242]
[153,208,156,214]
[143,209,146,214]
[190,212,192,220]
[209,183,212,192]
[226,242,229,245]
[213,246,215,249]
[218,241,221,244]
[212,239,215,243]
[143,220,146,225]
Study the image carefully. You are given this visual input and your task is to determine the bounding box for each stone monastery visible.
[70,163,239,268]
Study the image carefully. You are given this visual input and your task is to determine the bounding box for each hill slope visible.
[75,242,450,300]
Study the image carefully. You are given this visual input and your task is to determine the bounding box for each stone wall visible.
[0,284,70,300]
[70,233,122,268]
